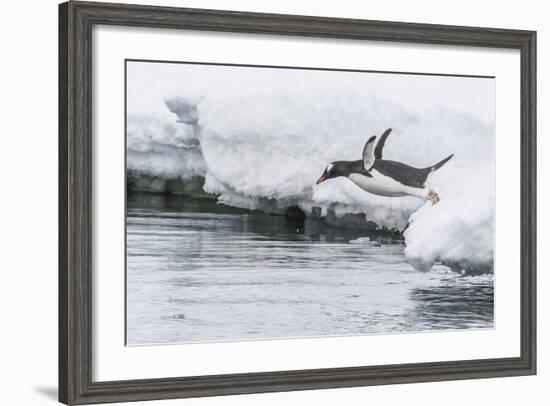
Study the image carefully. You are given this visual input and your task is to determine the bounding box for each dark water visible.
[126,192,494,345]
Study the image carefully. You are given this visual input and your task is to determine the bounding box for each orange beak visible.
[316,175,326,185]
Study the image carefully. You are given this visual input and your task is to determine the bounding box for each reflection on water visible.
[126,192,494,345]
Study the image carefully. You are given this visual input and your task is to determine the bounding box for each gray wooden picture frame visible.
[59,1,537,404]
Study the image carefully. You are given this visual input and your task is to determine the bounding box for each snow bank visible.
[127,112,206,180]
[403,161,494,271]
[127,77,494,271]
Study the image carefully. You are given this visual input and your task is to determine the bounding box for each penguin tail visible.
[428,154,454,173]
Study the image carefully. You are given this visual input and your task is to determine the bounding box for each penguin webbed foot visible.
[426,190,440,205]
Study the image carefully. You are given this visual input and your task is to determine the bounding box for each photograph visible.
[125,60,496,346]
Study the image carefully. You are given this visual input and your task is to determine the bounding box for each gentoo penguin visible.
[316,128,453,204]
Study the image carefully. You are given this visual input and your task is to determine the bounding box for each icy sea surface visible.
[126,193,494,345]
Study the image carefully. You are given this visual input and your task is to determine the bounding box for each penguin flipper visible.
[362,135,377,169]
[374,128,392,159]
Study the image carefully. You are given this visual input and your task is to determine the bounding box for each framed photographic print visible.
[59,1,536,404]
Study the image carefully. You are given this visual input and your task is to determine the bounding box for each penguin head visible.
[316,162,346,185]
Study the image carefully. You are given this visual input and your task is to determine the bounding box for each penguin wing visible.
[362,135,377,169]
[374,128,392,159]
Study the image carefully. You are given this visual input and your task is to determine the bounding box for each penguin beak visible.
[316,175,326,185]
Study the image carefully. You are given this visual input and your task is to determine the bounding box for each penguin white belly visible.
[348,170,426,198]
